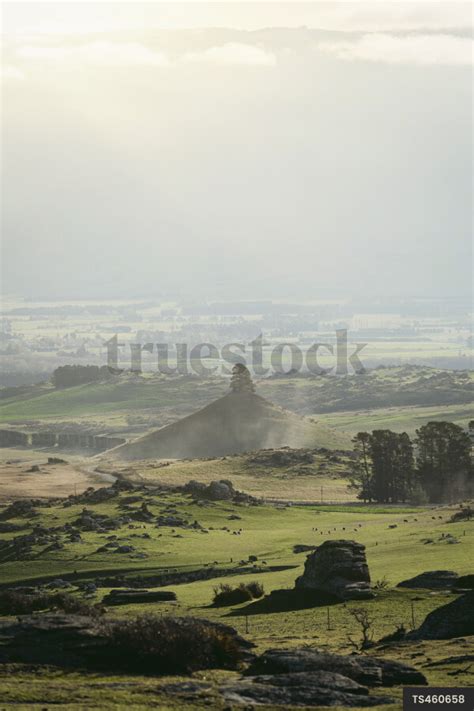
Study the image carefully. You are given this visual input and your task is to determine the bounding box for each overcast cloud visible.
[1,3,472,302]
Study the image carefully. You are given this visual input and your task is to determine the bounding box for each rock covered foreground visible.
[0,614,430,707]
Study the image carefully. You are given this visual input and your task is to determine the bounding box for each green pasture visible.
[0,490,473,710]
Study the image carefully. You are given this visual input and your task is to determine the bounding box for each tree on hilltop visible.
[230,364,255,393]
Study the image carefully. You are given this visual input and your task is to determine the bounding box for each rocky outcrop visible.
[184,479,234,500]
[0,614,253,672]
[295,540,373,600]
[183,479,257,504]
[0,616,430,707]
[245,648,427,687]
[397,570,459,590]
[455,574,474,590]
[409,591,474,640]
[0,500,38,521]
[102,589,177,605]
[207,480,234,500]
[220,672,393,707]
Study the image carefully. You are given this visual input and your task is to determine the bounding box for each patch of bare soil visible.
[0,449,108,501]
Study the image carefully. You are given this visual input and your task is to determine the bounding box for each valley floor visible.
[0,453,472,709]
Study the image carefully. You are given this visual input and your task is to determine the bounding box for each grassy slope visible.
[0,490,473,709]
[323,403,474,436]
[2,493,472,587]
[105,451,355,502]
[1,367,472,431]
[0,376,226,424]
[259,366,474,414]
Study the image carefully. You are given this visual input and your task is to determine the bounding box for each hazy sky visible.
[1,2,472,301]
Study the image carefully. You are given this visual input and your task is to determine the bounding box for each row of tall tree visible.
[350,422,473,503]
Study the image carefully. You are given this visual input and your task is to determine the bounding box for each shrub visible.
[450,506,473,523]
[212,581,264,607]
[213,583,252,607]
[102,615,251,673]
[372,576,390,590]
[246,581,265,598]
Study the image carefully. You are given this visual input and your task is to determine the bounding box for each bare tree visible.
[347,607,375,650]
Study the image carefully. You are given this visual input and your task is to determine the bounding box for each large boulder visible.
[245,648,427,687]
[207,480,234,501]
[397,570,459,590]
[295,540,373,600]
[409,591,474,640]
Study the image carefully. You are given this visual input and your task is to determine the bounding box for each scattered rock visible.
[131,503,155,523]
[0,500,38,521]
[0,522,24,533]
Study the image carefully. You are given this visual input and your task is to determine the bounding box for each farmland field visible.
[0,482,472,709]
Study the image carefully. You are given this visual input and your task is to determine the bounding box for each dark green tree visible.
[349,432,374,502]
[230,364,255,393]
[369,430,397,503]
[415,421,473,502]
[350,429,416,503]
[392,431,416,503]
